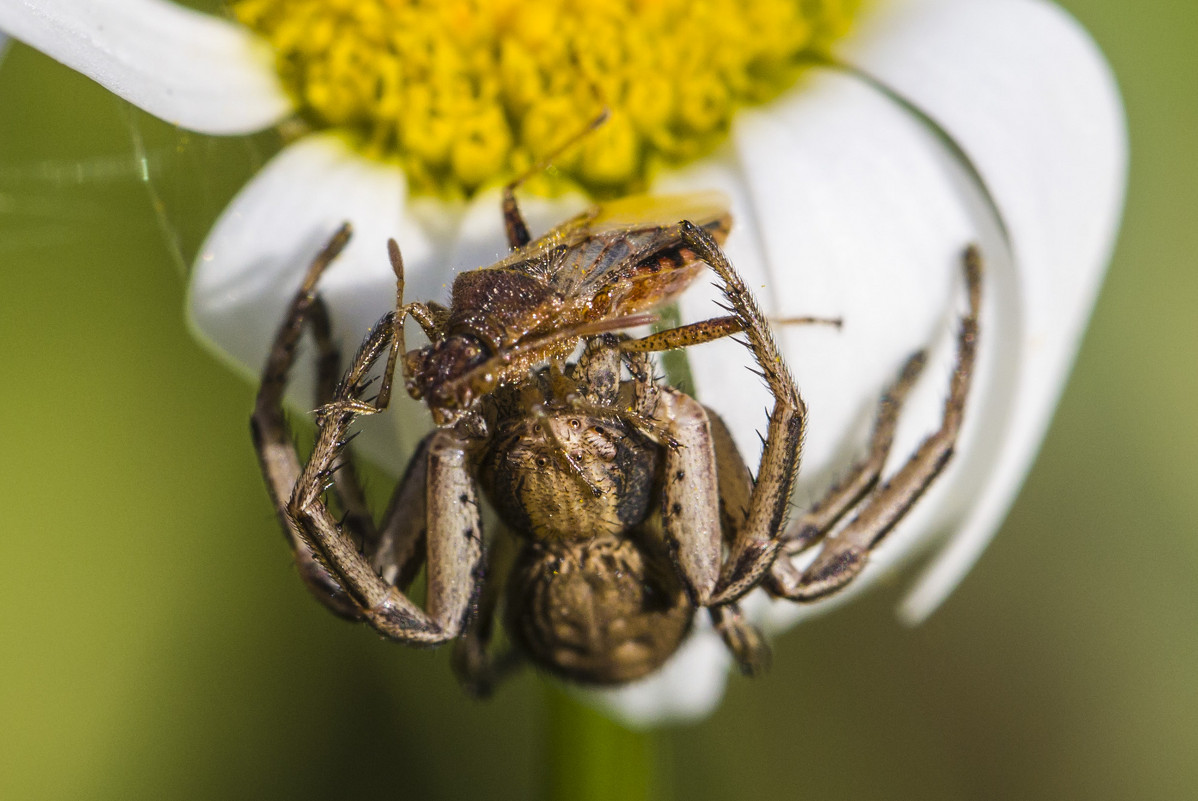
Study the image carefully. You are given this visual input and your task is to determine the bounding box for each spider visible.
[251,193,981,692]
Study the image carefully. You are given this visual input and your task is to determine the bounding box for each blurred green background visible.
[2,1,1195,798]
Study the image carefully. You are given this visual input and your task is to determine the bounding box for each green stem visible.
[544,685,664,801]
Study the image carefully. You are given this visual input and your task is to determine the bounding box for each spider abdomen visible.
[505,535,692,684]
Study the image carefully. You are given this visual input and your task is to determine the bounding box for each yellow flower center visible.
[234,0,859,198]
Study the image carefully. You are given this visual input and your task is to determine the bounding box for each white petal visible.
[833,0,1126,621]
[592,0,1124,721]
[0,0,291,133]
[727,67,1007,635]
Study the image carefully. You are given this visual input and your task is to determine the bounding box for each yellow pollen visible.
[234,0,859,198]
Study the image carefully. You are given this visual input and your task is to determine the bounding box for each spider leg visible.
[673,221,807,606]
[308,294,437,592]
[779,246,983,602]
[300,235,445,591]
[697,407,774,675]
[614,222,808,604]
[767,349,928,600]
[368,433,433,588]
[656,388,724,605]
[452,527,525,698]
[289,316,486,643]
[252,224,361,619]
[648,387,773,674]
[306,295,384,555]
[709,602,771,677]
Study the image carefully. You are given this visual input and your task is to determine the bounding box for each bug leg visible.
[780,246,982,602]
[289,316,485,643]
[623,315,840,354]
[673,221,807,606]
[560,335,678,446]
[500,109,610,250]
[621,315,746,353]
[252,223,361,619]
[567,334,624,407]
[618,339,663,423]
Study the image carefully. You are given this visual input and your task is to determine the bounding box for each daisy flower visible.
[0,0,1126,726]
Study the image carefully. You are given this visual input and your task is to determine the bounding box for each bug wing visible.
[470,191,734,348]
[573,190,732,243]
[490,190,733,274]
[567,192,734,318]
[543,189,734,303]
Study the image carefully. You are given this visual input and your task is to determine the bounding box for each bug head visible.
[404,334,494,425]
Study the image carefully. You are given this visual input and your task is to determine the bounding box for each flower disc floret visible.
[234,0,858,197]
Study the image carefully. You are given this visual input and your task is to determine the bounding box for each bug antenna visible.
[505,106,610,198]
[387,237,407,316]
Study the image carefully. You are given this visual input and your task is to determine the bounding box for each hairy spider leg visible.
[620,221,807,607]
[291,312,486,643]
[773,350,928,570]
[255,225,444,616]
[252,223,362,619]
[254,227,488,644]
[710,602,772,677]
[302,287,437,592]
[771,245,983,602]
